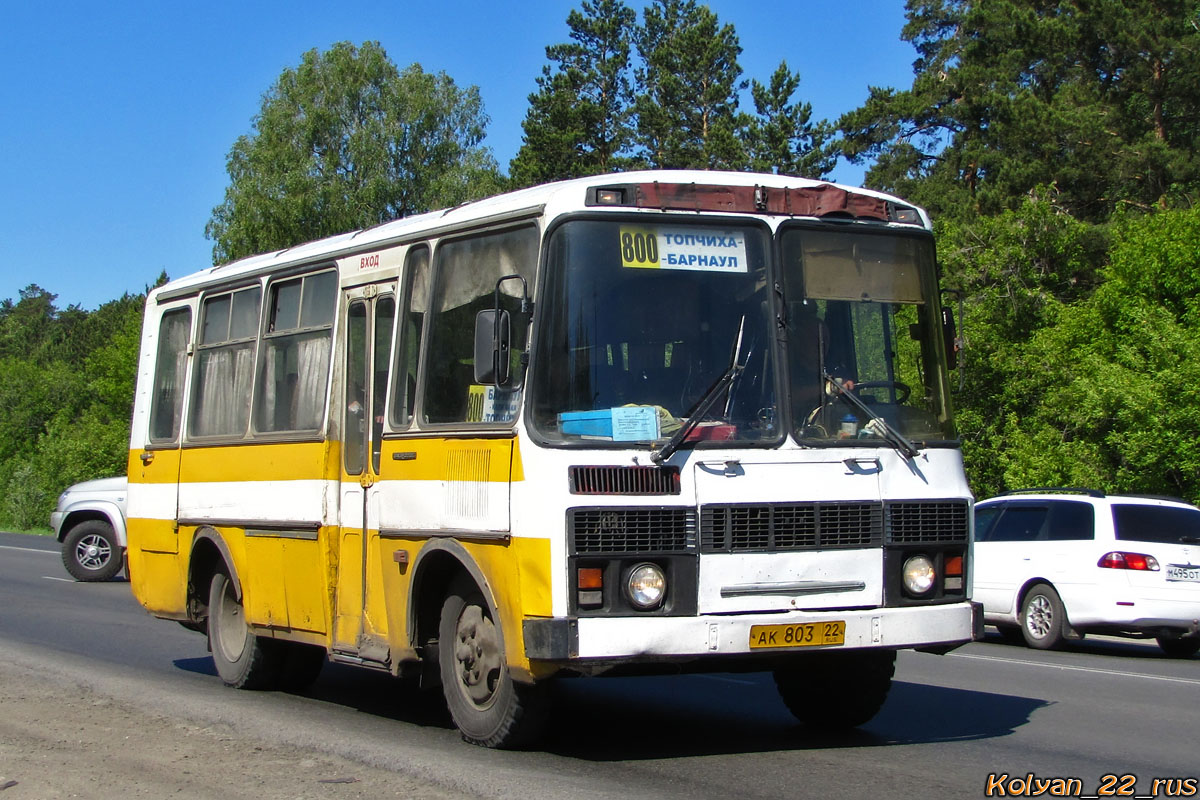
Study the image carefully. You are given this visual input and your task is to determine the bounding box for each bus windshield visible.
[531,219,955,448]
[780,226,954,444]
[532,218,777,445]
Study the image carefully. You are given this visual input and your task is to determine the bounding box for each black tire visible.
[208,570,281,689]
[61,520,123,582]
[438,581,548,748]
[1156,635,1200,658]
[774,650,896,730]
[276,641,326,691]
[1020,583,1066,650]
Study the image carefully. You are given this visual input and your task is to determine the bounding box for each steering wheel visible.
[852,381,911,404]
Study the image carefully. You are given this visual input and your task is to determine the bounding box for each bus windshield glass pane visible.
[780,227,954,443]
[532,219,777,445]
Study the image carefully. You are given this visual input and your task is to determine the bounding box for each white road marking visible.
[0,544,55,555]
[947,651,1200,686]
[42,576,74,583]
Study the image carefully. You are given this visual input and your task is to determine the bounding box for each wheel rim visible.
[1026,594,1053,639]
[452,604,502,709]
[75,534,111,571]
[213,579,248,663]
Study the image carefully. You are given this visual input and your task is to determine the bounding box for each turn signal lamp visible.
[578,567,604,589]
[1098,552,1160,571]
[577,567,604,608]
[943,553,964,592]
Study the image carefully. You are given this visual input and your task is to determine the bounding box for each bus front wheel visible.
[437,581,547,748]
[774,649,895,729]
[208,570,280,689]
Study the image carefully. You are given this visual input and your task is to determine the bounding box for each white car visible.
[974,490,1200,657]
[50,476,128,582]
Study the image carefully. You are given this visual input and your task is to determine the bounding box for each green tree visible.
[992,207,1200,501]
[935,193,1108,496]
[510,0,638,186]
[634,0,748,169]
[206,41,501,264]
[745,61,836,178]
[838,0,1200,222]
[0,287,145,530]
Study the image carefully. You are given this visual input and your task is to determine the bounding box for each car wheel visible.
[208,570,281,689]
[775,650,896,729]
[1156,635,1200,658]
[61,520,123,582]
[1020,584,1065,650]
[438,580,548,748]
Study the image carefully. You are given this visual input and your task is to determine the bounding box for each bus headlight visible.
[902,555,936,596]
[626,563,666,610]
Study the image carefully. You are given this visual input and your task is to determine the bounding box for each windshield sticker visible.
[620,226,748,273]
[467,385,520,423]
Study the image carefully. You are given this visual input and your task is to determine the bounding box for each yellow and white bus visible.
[126,170,979,748]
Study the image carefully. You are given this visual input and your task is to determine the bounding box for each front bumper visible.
[50,511,65,539]
[524,601,977,662]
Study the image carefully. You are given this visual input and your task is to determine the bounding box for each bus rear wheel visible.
[438,581,547,748]
[774,649,896,730]
[208,570,281,689]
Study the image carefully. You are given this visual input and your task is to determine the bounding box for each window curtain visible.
[196,345,254,436]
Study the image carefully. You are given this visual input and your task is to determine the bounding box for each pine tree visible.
[634,0,748,169]
[838,0,1200,222]
[745,61,836,178]
[510,0,638,186]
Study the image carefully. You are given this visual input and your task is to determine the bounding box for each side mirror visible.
[942,306,958,371]
[474,309,511,385]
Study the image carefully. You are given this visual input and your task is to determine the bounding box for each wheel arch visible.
[407,540,505,672]
[1017,578,1071,624]
[187,527,243,626]
[58,504,127,546]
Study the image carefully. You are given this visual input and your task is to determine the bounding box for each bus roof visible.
[152,170,930,303]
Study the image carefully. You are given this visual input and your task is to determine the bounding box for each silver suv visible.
[974,489,1200,657]
[50,476,128,582]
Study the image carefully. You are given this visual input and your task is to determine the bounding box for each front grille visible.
[569,507,696,554]
[885,501,970,543]
[701,502,883,552]
[569,465,680,495]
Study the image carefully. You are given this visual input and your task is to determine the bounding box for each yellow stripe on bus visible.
[128,436,525,484]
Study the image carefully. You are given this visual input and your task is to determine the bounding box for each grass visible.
[7,527,54,537]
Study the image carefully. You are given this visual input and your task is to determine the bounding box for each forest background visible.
[4,0,1199,529]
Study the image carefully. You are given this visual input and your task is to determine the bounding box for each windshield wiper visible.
[824,374,920,461]
[651,318,745,465]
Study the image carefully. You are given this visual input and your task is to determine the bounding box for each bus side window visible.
[391,246,430,427]
[254,269,337,434]
[191,286,262,438]
[148,307,192,443]
[422,227,537,426]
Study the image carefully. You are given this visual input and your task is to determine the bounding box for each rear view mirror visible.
[474,309,511,385]
[942,306,958,371]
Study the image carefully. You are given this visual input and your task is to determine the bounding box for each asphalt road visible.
[2,530,1197,799]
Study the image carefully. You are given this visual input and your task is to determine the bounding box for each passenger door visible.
[973,503,1049,616]
[332,286,396,658]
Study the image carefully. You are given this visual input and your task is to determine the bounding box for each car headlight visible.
[902,555,936,596]
[626,563,666,610]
